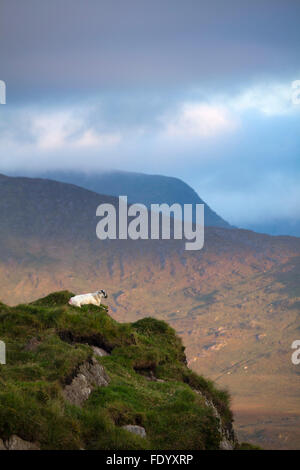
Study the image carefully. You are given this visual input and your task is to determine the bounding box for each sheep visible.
[68,290,108,308]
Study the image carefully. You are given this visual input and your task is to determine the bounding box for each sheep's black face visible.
[100,289,108,298]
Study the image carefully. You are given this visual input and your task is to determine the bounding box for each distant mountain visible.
[26,170,232,229]
[1,172,300,449]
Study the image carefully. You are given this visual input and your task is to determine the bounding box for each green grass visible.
[0,291,234,450]
[236,442,263,450]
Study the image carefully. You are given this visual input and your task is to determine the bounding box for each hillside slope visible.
[0,291,236,450]
[0,173,300,449]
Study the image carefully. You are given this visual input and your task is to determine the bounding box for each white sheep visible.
[68,290,108,308]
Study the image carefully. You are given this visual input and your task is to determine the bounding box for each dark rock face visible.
[0,438,6,450]
[63,357,110,406]
[58,331,116,353]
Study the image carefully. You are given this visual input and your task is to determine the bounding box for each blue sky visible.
[0,0,300,228]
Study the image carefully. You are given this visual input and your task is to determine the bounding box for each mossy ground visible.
[0,291,233,450]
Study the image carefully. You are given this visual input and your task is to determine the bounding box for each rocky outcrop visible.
[92,346,109,357]
[193,389,236,450]
[219,437,234,450]
[0,435,40,450]
[63,356,110,406]
[122,425,147,438]
[0,357,110,450]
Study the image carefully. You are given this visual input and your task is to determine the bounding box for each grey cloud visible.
[1,0,300,98]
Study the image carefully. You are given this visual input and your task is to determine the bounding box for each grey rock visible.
[219,438,234,450]
[63,357,110,406]
[80,357,110,387]
[92,346,109,357]
[122,425,146,438]
[64,373,92,406]
[5,435,40,450]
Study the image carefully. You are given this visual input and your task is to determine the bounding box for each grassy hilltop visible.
[0,291,239,450]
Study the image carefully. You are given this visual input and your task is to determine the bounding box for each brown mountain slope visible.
[0,173,300,449]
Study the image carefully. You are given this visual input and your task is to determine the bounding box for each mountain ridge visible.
[7,169,232,228]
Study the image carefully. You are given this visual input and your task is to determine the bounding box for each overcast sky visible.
[0,0,300,227]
